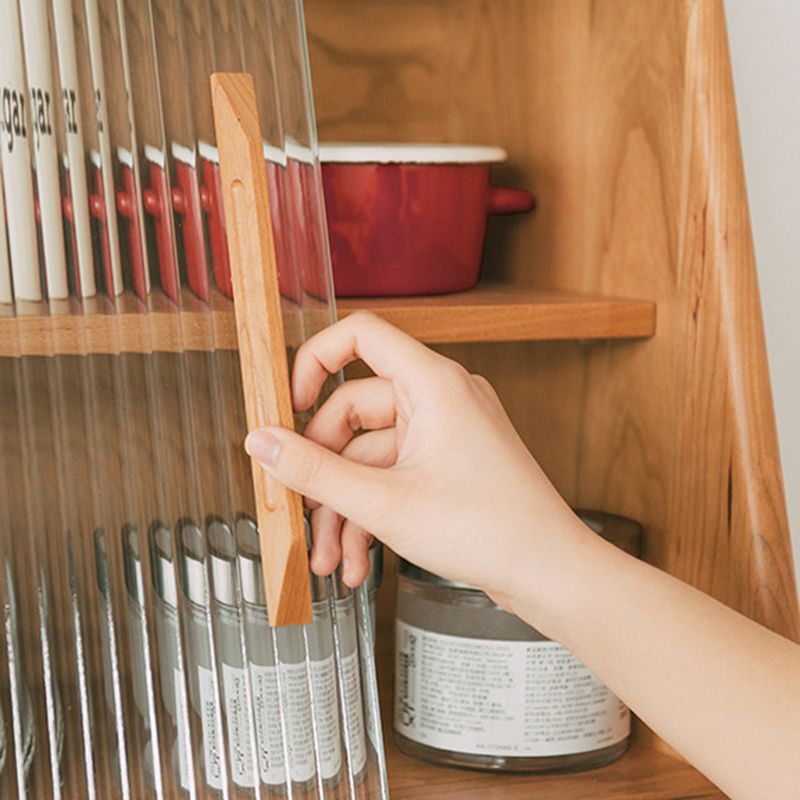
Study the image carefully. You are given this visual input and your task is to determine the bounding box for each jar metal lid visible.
[399,509,643,591]
[235,516,267,607]
[236,516,335,611]
[149,521,178,608]
[93,529,111,601]
[122,525,145,607]
[235,514,383,605]
[207,517,238,607]
[177,519,209,607]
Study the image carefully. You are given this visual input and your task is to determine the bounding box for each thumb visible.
[245,426,392,528]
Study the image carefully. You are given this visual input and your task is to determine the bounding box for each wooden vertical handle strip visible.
[211,72,312,626]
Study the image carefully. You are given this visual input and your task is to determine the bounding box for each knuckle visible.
[471,373,498,398]
[328,382,365,432]
[471,373,491,390]
[437,360,472,395]
[346,310,379,329]
[345,404,363,434]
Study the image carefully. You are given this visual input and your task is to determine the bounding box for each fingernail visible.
[342,557,352,584]
[245,430,281,467]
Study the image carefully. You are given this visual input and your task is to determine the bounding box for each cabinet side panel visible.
[570,0,798,638]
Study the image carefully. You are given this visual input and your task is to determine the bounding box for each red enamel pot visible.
[264,142,332,305]
[319,144,535,297]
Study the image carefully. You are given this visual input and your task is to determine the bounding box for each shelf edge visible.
[0,294,656,356]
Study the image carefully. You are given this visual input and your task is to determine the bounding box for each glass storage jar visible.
[393,509,642,773]
[366,540,383,640]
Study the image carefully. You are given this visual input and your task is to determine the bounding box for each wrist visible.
[492,508,612,641]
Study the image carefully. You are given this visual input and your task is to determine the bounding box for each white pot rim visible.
[318,143,508,165]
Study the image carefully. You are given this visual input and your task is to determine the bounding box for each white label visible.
[19,0,69,299]
[0,165,11,303]
[249,663,285,785]
[83,0,123,295]
[394,621,630,758]
[51,0,96,296]
[309,655,342,780]
[222,664,256,788]
[198,665,224,790]
[358,602,380,752]
[174,668,191,791]
[340,651,368,775]
[247,655,342,786]
[0,0,42,301]
[250,661,314,785]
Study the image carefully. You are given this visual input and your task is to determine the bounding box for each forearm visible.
[511,530,800,800]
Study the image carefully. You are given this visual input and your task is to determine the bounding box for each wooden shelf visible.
[381,730,723,800]
[0,284,655,356]
[338,284,655,344]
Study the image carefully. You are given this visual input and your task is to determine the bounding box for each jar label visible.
[222,664,257,787]
[394,621,630,758]
[198,665,224,789]
[174,667,191,791]
[360,598,380,753]
[340,651,368,774]
[309,654,343,779]
[250,657,341,785]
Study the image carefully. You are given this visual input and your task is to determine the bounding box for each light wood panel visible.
[305,0,798,635]
[212,72,312,626]
[382,735,722,800]
[340,286,655,343]
[306,0,619,527]
[305,0,798,784]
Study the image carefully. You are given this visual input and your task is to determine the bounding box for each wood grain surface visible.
[0,1,793,796]
[211,72,312,626]
[305,0,798,634]
[0,286,655,355]
[305,0,799,780]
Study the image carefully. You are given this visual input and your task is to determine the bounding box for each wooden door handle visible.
[211,72,312,626]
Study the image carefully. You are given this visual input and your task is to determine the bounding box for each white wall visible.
[726,0,800,591]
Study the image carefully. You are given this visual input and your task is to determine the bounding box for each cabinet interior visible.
[304,1,799,796]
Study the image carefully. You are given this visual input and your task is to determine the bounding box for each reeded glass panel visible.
[0,1,388,797]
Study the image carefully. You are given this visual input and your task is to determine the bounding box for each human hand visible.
[250,318,800,800]
[245,312,589,610]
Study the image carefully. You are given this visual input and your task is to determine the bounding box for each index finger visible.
[291,312,443,412]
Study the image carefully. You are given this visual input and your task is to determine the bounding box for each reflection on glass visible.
[0,1,389,796]
[236,516,314,795]
[331,577,368,789]
[178,518,225,793]
[207,517,260,793]
[150,521,193,794]
[5,563,36,782]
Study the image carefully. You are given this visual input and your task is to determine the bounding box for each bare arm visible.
[522,524,800,800]
[245,312,800,800]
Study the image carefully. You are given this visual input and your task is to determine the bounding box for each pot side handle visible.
[487,185,536,215]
